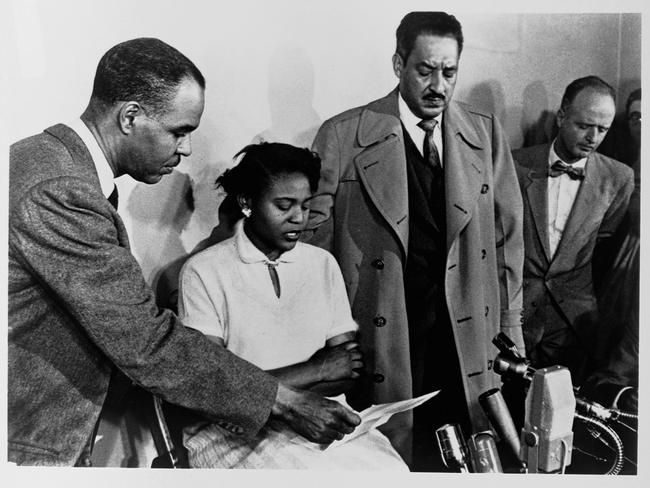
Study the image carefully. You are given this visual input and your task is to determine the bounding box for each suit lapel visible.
[354,90,409,256]
[443,102,484,249]
[550,155,600,272]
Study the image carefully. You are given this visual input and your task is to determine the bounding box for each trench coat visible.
[308,89,524,458]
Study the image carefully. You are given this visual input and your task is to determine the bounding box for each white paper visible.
[327,390,440,449]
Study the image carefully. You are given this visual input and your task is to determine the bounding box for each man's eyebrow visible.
[417,60,457,69]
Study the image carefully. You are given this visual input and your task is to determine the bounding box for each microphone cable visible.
[574,412,624,475]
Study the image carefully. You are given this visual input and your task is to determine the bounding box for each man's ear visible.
[118,101,143,134]
[392,53,404,79]
[556,107,566,130]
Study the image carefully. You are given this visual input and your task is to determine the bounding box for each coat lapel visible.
[522,147,552,263]
[443,102,484,249]
[354,90,409,256]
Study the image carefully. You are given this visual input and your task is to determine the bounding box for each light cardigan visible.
[178,220,358,370]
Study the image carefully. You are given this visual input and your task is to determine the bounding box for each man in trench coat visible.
[307,12,524,470]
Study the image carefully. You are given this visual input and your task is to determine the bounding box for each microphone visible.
[479,388,522,464]
[521,365,575,473]
[435,423,470,472]
[467,431,503,473]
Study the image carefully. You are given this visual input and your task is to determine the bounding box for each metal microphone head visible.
[435,423,469,472]
[479,388,521,463]
[493,354,534,383]
[522,365,575,473]
[468,431,503,473]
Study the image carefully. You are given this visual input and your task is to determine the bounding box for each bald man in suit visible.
[513,76,634,387]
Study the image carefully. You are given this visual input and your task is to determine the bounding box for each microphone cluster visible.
[434,333,632,474]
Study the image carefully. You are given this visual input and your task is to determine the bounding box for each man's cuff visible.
[500,309,525,356]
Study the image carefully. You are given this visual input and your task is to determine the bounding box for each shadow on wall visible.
[520,81,556,149]
[465,79,524,149]
[253,43,322,148]
[152,43,323,313]
[125,172,194,302]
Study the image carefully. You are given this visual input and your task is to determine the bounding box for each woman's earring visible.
[242,207,252,218]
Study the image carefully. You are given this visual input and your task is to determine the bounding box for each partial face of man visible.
[393,34,459,120]
[628,99,641,145]
[555,88,615,164]
[123,76,205,184]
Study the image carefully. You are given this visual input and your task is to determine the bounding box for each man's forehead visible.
[160,78,204,125]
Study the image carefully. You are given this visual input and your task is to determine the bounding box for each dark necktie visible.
[108,185,119,210]
[417,118,442,169]
[549,160,585,180]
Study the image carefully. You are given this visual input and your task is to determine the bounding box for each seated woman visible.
[177,142,407,470]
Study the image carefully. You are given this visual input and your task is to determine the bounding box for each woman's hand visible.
[311,341,363,382]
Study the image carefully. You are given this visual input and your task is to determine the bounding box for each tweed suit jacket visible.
[8,124,278,466]
[307,89,524,458]
[512,143,634,380]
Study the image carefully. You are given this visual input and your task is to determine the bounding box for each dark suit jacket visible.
[8,124,278,465]
[512,144,634,384]
[308,89,524,459]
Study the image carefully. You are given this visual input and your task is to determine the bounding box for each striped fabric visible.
[184,419,408,470]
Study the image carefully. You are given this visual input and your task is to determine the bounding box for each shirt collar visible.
[68,118,115,198]
[549,139,587,170]
[398,91,443,134]
[234,219,298,265]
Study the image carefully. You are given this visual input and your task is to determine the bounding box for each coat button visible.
[481,249,486,259]
[373,316,387,327]
[371,259,384,270]
[481,184,489,194]
[373,373,385,383]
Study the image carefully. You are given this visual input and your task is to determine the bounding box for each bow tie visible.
[549,160,585,180]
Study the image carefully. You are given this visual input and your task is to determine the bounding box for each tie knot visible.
[549,160,585,180]
[417,118,438,133]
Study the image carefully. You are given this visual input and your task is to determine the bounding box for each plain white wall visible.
[4,0,643,468]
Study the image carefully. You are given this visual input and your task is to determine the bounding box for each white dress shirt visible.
[398,92,444,166]
[68,118,115,198]
[547,142,587,257]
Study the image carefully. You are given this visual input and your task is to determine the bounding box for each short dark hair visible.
[217,142,321,212]
[626,88,641,115]
[90,38,205,115]
[560,76,615,111]
[396,11,464,62]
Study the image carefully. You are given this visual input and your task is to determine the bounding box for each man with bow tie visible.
[512,76,634,387]
[306,11,525,471]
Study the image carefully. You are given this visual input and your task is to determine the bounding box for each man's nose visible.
[290,207,307,224]
[585,127,599,142]
[177,134,192,156]
[428,71,444,94]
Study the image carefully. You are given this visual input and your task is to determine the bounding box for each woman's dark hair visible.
[216,142,321,214]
